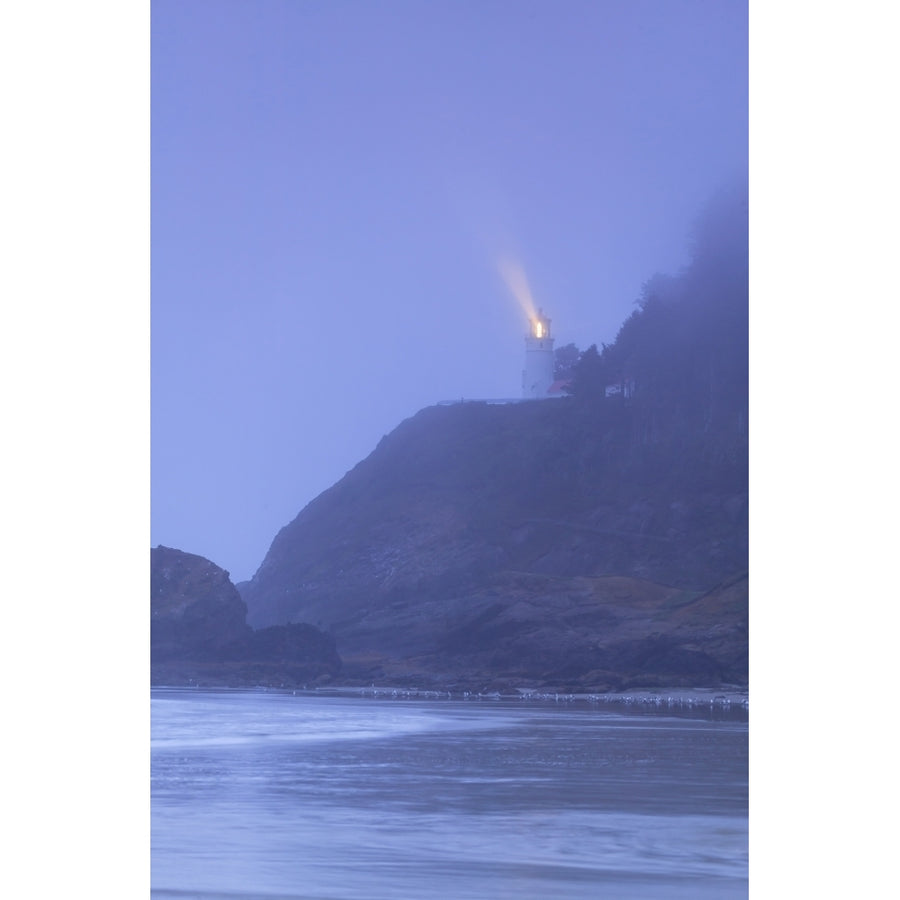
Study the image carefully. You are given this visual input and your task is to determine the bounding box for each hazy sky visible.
[151,0,748,582]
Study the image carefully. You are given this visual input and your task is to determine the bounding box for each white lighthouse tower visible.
[522,308,555,399]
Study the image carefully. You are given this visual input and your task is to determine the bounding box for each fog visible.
[151,0,748,582]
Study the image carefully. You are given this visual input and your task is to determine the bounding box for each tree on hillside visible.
[565,179,748,440]
[565,344,607,398]
[554,343,580,380]
[678,179,748,433]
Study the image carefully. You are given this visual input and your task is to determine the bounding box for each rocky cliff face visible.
[342,570,748,693]
[151,546,341,686]
[239,399,748,690]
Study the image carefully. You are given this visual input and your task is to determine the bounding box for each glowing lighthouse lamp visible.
[522,308,555,399]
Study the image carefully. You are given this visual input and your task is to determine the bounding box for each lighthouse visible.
[522,308,555,399]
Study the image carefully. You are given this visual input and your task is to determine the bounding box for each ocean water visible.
[151,688,748,899]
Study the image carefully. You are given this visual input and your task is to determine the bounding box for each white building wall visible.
[522,335,555,398]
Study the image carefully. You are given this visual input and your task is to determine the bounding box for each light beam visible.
[497,257,538,324]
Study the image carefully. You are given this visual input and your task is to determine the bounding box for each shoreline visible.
[152,681,749,712]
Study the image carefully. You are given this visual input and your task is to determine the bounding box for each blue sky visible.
[151,0,748,581]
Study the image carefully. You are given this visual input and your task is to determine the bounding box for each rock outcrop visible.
[151,545,250,660]
[151,546,341,687]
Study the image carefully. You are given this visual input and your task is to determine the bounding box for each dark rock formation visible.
[235,623,344,685]
[151,546,341,687]
[151,545,250,660]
